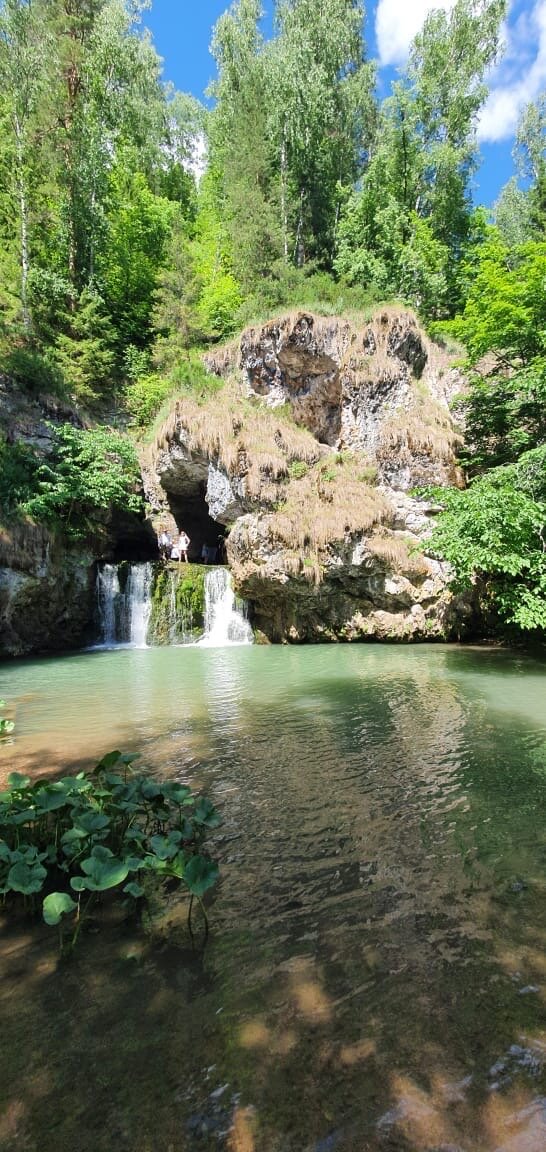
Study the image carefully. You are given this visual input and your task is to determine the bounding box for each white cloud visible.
[478,0,546,141]
[375,0,456,66]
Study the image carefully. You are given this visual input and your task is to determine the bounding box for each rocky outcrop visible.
[227,502,470,643]
[151,309,472,643]
[206,308,464,489]
[0,521,95,657]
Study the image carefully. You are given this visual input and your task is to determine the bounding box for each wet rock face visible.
[0,540,95,658]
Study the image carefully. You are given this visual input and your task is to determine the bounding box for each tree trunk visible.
[294,188,305,267]
[280,131,288,262]
[14,113,31,334]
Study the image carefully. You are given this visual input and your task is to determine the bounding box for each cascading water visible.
[126,564,153,647]
[96,564,120,646]
[198,567,253,647]
[95,562,152,647]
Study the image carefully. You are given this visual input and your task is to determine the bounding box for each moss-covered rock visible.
[148,562,205,645]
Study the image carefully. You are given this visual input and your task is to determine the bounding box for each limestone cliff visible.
[0,376,153,657]
[145,309,472,643]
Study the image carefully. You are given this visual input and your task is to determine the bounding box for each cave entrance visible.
[165,479,227,565]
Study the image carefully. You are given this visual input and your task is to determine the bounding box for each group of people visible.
[157,528,226,565]
[158,529,190,563]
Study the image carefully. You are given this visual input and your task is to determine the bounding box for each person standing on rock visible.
[178,530,190,563]
[159,529,172,560]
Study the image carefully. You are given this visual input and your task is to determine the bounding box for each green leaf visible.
[43,892,77,926]
[193,798,222,828]
[72,811,110,835]
[78,852,129,891]
[184,855,219,897]
[6,772,30,790]
[123,881,144,899]
[7,859,47,895]
[96,750,123,771]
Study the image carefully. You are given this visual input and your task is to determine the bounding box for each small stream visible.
[0,644,545,1152]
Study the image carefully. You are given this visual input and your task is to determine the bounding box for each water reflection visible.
[0,644,545,1151]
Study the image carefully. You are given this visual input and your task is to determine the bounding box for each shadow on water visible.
[0,643,545,1151]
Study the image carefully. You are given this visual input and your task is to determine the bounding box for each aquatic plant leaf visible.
[34,785,71,813]
[78,853,129,891]
[184,855,219,897]
[160,783,192,804]
[139,781,161,800]
[72,811,110,834]
[193,798,222,828]
[10,807,37,825]
[95,751,122,771]
[6,772,30,790]
[58,776,93,795]
[124,881,144,899]
[150,831,182,860]
[43,892,77,926]
[7,859,47,894]
[87,845,114,862]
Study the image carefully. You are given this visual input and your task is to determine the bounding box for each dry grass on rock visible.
[152,378,325,499]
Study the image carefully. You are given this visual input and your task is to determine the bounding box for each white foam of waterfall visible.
[126,563,153,647]
[198,567,253,647]
[95,562,152,647]
[96,564,120,646]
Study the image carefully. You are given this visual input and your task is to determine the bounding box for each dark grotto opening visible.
[161,479,227,565]
[109,509,159,563]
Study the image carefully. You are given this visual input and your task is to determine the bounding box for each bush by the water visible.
[0,751,221,950]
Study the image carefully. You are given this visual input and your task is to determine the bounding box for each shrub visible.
[0,437,40,518]
[125,373,176,428]
[2,345,66,397]
[22,424,142,535]
[288,460,309,479]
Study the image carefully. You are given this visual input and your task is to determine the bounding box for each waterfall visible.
[96,564,120,646]
[198,568,253,647]
[126,563,153,647]
[96,562,152,647]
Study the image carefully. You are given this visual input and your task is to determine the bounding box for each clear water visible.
[0,644,545,1152]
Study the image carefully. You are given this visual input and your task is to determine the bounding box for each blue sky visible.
[144,1,546,206]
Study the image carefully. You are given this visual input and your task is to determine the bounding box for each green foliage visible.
[335,0,506,317]
[21,423,141,534]
[423,447,546,632]
[459,358,546,472]
[0,436,40,518]
[100,163,177,349]
[454,233,546,365]
[52,288,118,404]
[0,751,221,949]
[288,460,309,479]
[126,355,223,430]
[125,373,176,429]
[1,344,66,396]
